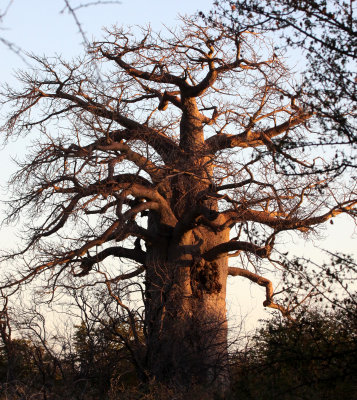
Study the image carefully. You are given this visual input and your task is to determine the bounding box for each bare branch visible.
[203,240,272,261]
[228,267,294,320]
[206,111,312,153]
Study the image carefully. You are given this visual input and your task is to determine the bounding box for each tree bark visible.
[145,213,230,391]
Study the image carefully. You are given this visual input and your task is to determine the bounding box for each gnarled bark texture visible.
[145,218,230,387]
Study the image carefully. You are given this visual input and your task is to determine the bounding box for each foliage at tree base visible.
[1,307,356,400]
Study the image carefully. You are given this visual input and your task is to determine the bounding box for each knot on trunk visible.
[190,258,222,297]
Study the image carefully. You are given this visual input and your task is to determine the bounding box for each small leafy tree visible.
[73,319,139,393]
[230,307,357,400]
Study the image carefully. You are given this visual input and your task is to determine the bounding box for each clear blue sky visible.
[0,0,356,330]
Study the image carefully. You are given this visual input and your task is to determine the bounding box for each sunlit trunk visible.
[145,216,230,393]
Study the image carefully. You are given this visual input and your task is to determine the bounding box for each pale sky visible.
[1,0,212,62]
[0,0,356,332]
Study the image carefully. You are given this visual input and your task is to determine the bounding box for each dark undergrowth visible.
[1,307,356,399]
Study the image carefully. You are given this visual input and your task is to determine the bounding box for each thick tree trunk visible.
[143,97,231,392]
[145,217,230,392]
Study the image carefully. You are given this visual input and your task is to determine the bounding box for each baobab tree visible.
[1,16,356,391]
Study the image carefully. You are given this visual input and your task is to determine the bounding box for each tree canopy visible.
[1,13,356,391]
